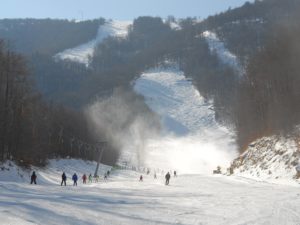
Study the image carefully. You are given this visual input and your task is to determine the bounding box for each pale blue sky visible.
[1,0,253,20]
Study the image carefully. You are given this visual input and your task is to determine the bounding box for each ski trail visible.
[202,31,244,76]
[55,20,131,65]
[121,65,238,174]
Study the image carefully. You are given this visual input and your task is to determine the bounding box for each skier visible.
[30,171,37,184]
[154,173,157,179]
[82,174,87,184]
[107,170,110,177]
[72,173,78,186]
[61,172,67,186]
[88,173,93,183]
[174,171,177,177]
[139,175,143,182]
[165,172,171,185]
[95,175,99,182]
[104,173,107,180]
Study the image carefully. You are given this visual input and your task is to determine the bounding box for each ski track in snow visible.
[134,67,215,133]
[55,21,131,65]
[1,160,300,225]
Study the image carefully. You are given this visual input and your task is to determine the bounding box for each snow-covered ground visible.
[128,65,237,174]
[0,159,110,184]
[55,20,131,65]
[1,159,300,225]
[202,31,244,76]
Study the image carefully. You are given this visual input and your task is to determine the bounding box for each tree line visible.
[0,18,104,55]
[0,41,119,167]
[235,11,300,150]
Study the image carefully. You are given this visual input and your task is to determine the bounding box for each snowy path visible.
[1,169,300,225]
[202,31,244,76]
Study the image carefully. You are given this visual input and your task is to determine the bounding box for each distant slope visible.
[55,20,131,65]
[200,0,300,61]
[202,31,244,76]
[129,64,237,174]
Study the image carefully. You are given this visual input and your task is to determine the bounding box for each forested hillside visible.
[197,0,300,149]
[0,41,120,166]
[0,18,104,55]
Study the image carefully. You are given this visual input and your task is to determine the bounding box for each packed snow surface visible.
[130,66,237,174]
[1,159,300,225]
[202,31,244,75]
[55,20,131,65]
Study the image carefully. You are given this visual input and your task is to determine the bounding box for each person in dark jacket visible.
[61,172,67,186]
[72,173,78,186]
[165,172,171,185]
[30,171,37,184]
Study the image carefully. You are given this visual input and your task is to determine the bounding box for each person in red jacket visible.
[82,174,87,184]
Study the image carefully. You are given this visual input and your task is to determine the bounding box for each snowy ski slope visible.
[55,20,131,65]
[130,65,237,174]
[1,159,300,225]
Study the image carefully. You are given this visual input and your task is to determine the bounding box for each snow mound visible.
[55,20,131,65]
[0,161,29,182]
[202,31,244,76]
[231,135,300,184]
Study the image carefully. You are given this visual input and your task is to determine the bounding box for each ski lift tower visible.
[94,141,107,177]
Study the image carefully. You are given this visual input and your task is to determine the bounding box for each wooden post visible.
[94,142,106,177]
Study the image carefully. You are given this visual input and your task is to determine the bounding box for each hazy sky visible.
[1,0,253,21]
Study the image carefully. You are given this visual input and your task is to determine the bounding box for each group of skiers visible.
[30,169,177,186]
[81,173,96,184]
[61,172,79,186]
[139,170,177,185]
[30,170,111,186]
